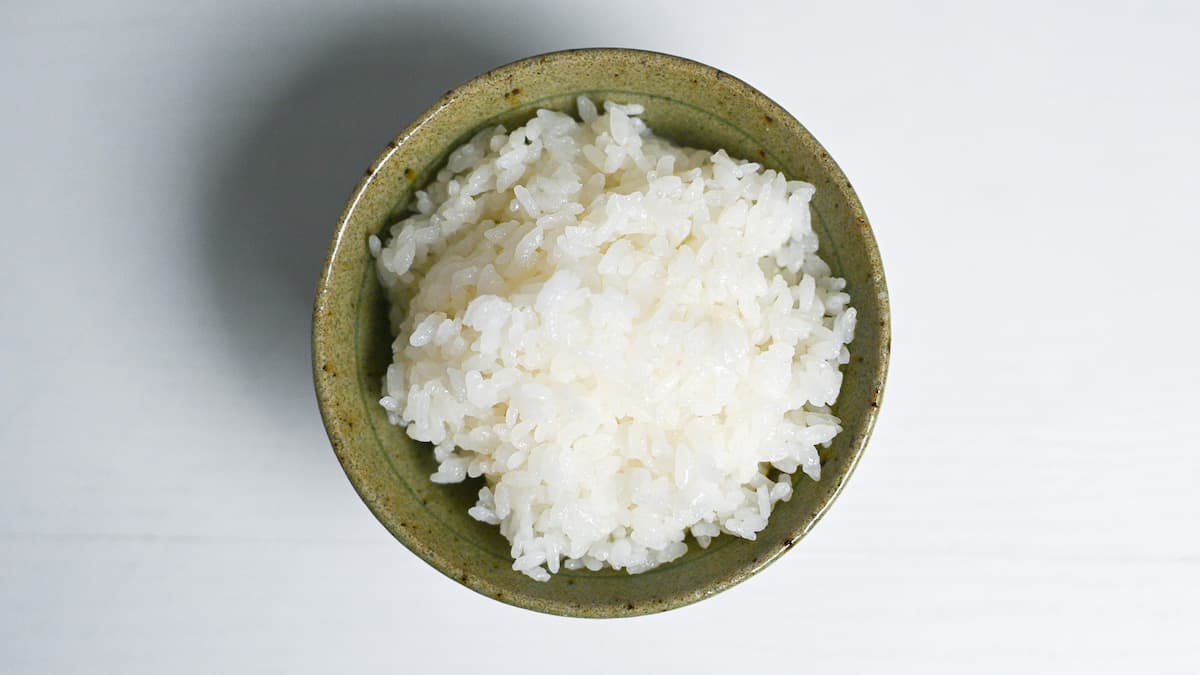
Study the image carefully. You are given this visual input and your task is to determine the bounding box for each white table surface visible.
[3,1,1198,672]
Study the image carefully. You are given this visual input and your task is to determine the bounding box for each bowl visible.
[312,48,890,617]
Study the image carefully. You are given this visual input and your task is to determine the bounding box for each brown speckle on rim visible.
[782,537,796,549]
[385,140,398,150]
[625,602,635,610]
[322,362,334,374]
[763,114,774,125]
[756,149,766,160]
[819,151,828,158]
[404,168,417,182]
[506,87,522,99]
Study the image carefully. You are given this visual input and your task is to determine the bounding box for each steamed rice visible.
[371,97,855,581]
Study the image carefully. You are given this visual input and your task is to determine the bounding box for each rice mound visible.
[371,97,855,581]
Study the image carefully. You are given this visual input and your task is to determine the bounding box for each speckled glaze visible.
[313,49,890,618]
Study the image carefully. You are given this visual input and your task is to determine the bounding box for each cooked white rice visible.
[371,97,855,581]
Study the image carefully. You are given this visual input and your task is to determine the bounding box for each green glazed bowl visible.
[313,48,890,617]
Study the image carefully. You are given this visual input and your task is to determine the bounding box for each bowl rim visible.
[313,47,890,617]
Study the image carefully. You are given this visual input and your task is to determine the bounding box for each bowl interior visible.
[313,49,889,617]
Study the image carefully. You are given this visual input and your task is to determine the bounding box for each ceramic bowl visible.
[313,48,889,617]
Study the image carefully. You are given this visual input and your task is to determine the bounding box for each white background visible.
[3,1,1198,672]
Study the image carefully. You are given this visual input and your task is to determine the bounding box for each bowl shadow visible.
[197,10,537,444]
